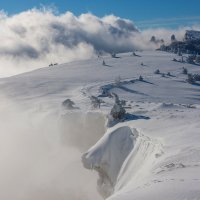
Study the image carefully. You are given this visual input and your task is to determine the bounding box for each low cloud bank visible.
[0,96,104,200]
[0,8,199,76]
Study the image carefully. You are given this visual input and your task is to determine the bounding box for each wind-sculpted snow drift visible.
[82,126,163,199]
[82,126,136,198]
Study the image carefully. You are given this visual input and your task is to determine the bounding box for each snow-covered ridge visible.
[82,126,163,199]
[82,126,137,198]
[0,50,200,200]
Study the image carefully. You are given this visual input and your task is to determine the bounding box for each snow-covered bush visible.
[100,87,112,97]
[167,72,171,76]
[186,74,195,84]
[171,34,176,42]
[110,103,126,120]
[49,63,58,67]
[182,67,188,74]
[90,96,104,108]
[193,74,200,81]
[187,55,196,64]
[110,93,126,120]
[62,99,77,110]
[139,75,143,81]
[154,69,160,74]
[195,55,200,64]
[132,52,139,56]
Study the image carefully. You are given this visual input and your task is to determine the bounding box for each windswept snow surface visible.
[0,51,200,200]
[82,126,137,198]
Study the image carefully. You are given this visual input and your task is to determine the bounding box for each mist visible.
[1,8,199,77]
[0,95,105,200]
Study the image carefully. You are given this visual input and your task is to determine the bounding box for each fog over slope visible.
[0,95,105,200]
[0,8,199,76]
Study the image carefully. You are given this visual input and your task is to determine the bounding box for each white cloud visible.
[0,9,140,76]
[0,8,199,77]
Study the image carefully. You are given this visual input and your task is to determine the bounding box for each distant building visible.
[184,30,200,41]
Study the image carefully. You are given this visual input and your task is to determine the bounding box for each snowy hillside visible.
[0,50,200,200]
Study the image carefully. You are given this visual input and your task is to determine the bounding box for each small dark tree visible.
[111,52,116,58]
[150,36,156,43]
[139,75,143,81]
[171,34,176,42]
[160,44,166,51]
[182,67,188,74]
[90,96,104,108]
[62,99,76,110]
[110,93,126,120]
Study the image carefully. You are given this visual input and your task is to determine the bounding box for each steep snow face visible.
[82,125,163,199]
[115,132,163,191]
[82,126,137,198]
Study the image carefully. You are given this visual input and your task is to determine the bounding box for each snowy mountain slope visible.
[107,107,200,200]
[1,51,199,106]
[0,50,200,200]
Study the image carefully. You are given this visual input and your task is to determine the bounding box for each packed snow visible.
[0,50,200,200]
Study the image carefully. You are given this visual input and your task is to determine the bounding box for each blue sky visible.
[0,0,200,29]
